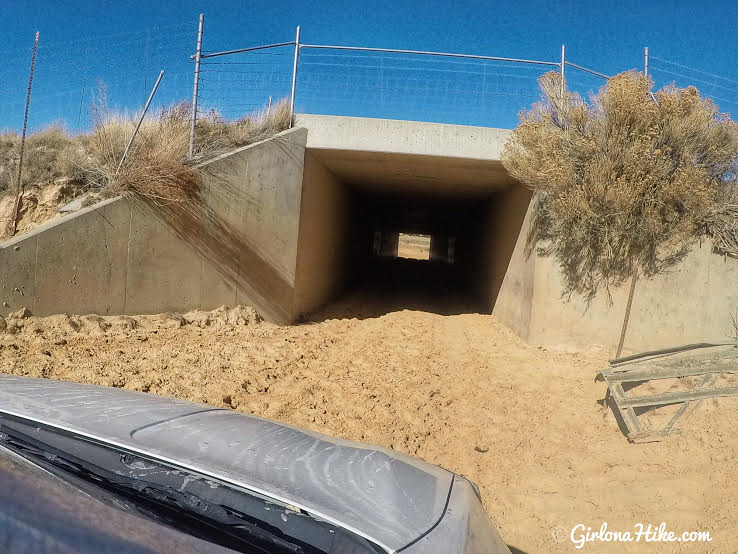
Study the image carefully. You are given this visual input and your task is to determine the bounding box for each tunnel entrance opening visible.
[293,149,531,322]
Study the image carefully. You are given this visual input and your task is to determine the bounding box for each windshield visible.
[0,413,384,554]
[0,445,235,553]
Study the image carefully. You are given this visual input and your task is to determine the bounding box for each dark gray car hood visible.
[0,375,452,553]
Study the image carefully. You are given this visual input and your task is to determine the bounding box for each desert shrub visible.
[56,139,94,185]
[230,100,291,146]
[80,103,196,202]
[192,98,291,159]
[0,126,75,193]
[193,106,238,156]
[502,70,738,301]
[1,94,290,206]
[85,96,291,202]
[0,133,19,193]
[24,127,74,184]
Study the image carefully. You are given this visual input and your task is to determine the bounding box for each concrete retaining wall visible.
[486,185,535,341]
[493,200,738,353]
[292,152,355,318]
[0,127,308,323]
[194,127,308,322]
[1,197,198,318]
[528,244,738,352]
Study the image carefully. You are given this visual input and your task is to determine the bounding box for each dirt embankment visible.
[0,181,98,238]
[1,304,735,552]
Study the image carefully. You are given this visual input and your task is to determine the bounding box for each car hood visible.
[0,375,452,553]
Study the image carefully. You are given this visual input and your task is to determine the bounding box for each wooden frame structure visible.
[597,342,738,442]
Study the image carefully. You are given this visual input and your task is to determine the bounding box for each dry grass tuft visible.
[503,70,738,301]
[191,99,291,159]
[0,95,291,207]
[0,126,76,193]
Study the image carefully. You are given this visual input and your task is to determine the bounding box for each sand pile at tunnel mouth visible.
[2,300,737,552]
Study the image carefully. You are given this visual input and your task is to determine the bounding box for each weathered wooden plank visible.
[630,428,683,443]
[619,386,738,409]
[663,401,692,432]
[609,342,736,366]
[602,355,732,441]
[602,347,738,375]
[601,364,738,383]
[608,381,642,434]
[684,373,718,420]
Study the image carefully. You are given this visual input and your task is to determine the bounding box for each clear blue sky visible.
[3,0,738,132]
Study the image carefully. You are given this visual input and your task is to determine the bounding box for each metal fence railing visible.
[189,16,616,156]
[4,13,738,153]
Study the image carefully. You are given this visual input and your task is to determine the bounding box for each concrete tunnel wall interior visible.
[292,147,530,320]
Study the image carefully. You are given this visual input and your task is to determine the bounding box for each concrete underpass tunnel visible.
[293,148,532,320]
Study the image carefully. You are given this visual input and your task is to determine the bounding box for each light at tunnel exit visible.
[397,233,431,260]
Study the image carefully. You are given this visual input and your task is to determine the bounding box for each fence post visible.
[76,48,90,128]
[560,44,565,97]
[117,70,165,175]
[189,13,204,159]
[8,31,39,238]
[644,46,649,77]
[289,25,301,126]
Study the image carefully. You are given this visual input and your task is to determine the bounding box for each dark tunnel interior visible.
[294,150,532,322]
[345,191,499,317]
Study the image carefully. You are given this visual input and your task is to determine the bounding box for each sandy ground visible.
[0,301,735,553]
[0,182,95,238]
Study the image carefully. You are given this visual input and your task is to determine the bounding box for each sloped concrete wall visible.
[0,127,308,323]
[198,128,307,288]
[528,244,738,352]
[0,197,239,318]
[192,127,308,322]
[1,197,188,317]
[292,152,354,318]
[488,185,535,341]
[493,199,738,353]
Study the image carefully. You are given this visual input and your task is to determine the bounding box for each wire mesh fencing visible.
[4,13,738,142]
[192,36,616,140]
[196,44,295,120]
[0,19,197,133]
[294,48,552,128]
[649,55,738,118]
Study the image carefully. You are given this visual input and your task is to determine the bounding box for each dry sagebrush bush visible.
[0,133,18,192]
[0,126,75,192]
[502,70,738,301]
[0,93,290,206]
[191,99,291,159]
